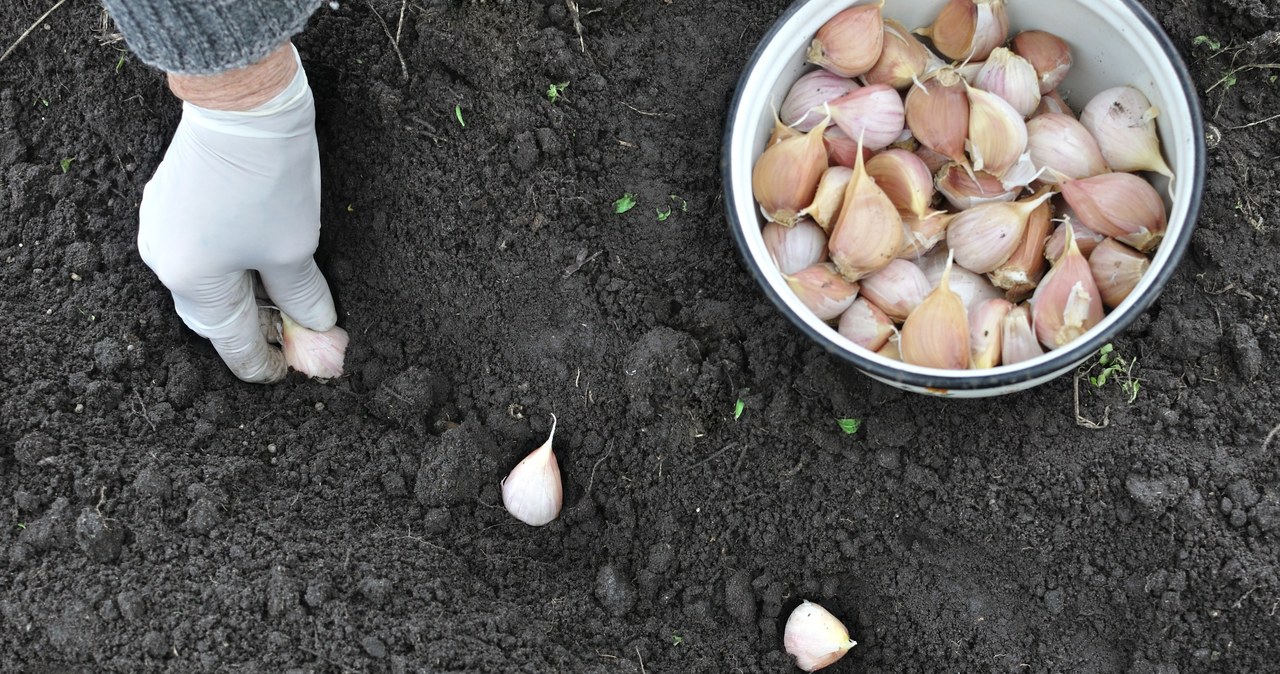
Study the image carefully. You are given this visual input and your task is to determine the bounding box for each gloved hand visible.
[138,45,337,384]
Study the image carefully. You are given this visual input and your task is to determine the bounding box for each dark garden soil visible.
[2,0,1280,671]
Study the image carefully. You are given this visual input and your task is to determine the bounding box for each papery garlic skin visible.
[866,19,932,90]
[1012,30,1073,94]
[838,298,895,352]
[947,192,1053,274]
[807,2,885,78]
[1080,86,1174,178]
[782,70,861,133]
[784,600,857,672]
[1060,173,1168,252]
[860,259,932,322]
[764,219,829,275]
[1026,113,1109,183]
[801,167,853,231]
[1032,226,1104,349]
[786,263,861,321]
[827,84,907,152]
[974,47,1042,118]
[935,163,1018,211]
[920,0,1009,62]
[905,67,970,165]
[1001,304,1045,365]
[1045,218,1105,261]
[502,415,563,527]
[1088,238,1150,309]
[970,298,1014,369]
[897,211,953,260]
[901,253,971,370]
[865,149,935,218]
[827,134,903,281]
[753,117,830,226]
[280,313,349,379]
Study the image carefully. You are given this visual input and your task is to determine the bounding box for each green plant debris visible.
[671,634,685,647]
[546,82,569,104]
[16,522,26,530]
[837,418,862,435]
[670,194,688,212]
[59,157,74,173]
[1193,35,1222,52]
[454,105,466,127]
[1089,343,1141,403]
[733,398,745,421]
[656,205,672,221]
[613,193,637,214]
[115,54,125,73]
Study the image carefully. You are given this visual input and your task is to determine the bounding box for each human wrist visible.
[167,42,298,112]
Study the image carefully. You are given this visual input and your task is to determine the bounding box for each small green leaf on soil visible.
[733,398,745,421]
[837,418,862,435]
[115,54,125,73]
[656,205,672,221]
[671,634,684,646]
[546,82,569,104]
[59,157,74,173]
[613,193,637,214]
[455,105,466,127]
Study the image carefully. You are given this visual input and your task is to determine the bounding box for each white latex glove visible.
[138,46,336,384]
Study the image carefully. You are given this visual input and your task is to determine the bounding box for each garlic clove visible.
[823,127,873,168]
[781,70,861,133]
[1088,238,1150,309]
[865,148,935,218]
[1001,303,1044,365]
[969,298,1014,369]
[905,67,970,165]
[900,251,971,370]
[800,166,853,232]
[1011,30,1073,95]
[838,298,896,352]
[280,313,349,379]
[1044,217,1106,261]
[860,259,932,322]
[827,84,907,152]
[764,219,829,275]
[918,0,1009,62]
[1032,224,1104,349]
[866,18,932,90]
[915,145,952,174]
[878,336,902,361]
[502,415,563,526]
[953,60,985,85]
[784,600,857,672]
[966,83,1029,179]
[807,1,885,78]
[1034,89,1074,118]
[753,117,830,226]
[785,263,861,321]
[917,248,1006,312]
[827,133,904,281]
[934,162,1019,211]
[1060,173,1167,252]
[974,47,1042,118]
[989,195,1053,298]
[768,112,802,147]
[897,210,954,260]
[1080,86,1174,178]
[947,191,1053,274]
[1026,113,1110,183]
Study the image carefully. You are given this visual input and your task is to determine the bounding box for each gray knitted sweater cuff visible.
[100,0,325,75]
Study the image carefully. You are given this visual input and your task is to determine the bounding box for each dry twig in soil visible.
[0,0,68,64]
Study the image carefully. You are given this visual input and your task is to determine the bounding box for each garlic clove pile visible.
[784,600,857,672]
[502,415,563,527]
[280,313,349,379]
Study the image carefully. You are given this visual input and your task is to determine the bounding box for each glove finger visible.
[259,258,337,332]
[171,271,287,384]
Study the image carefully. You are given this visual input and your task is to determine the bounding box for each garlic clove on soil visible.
[974,47,1042,118]
[1011,30,1073,95]
[838,298,896,352]
[784,600,857,672]
[781,70,861,132]
[901,251,971,370]
[502,414,563,527]
[1088,238,1150,309]
[826,84,907,152]
[764,219,829,275]
[865,148,935,218]
[280,313,349,379]
[807,1,886,78]
[1001,303,1045,365]
[1026,113,1110,184]
[1080,85,1174,178]
[753,117,831,226]
[1032,223,1104,349]
[827,132,904,281]
[969,298,1014,369]
[785,263,861,321]
[1060,172,1168,252]
[918,0,1009,62]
